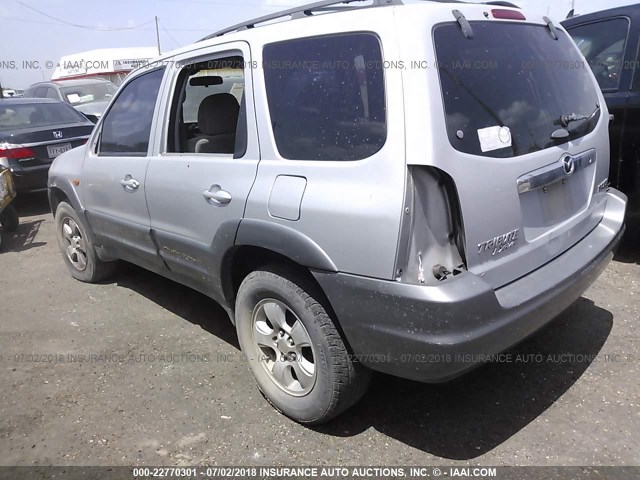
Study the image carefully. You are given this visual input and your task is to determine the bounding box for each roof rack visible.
[200,0,402,41]
[199,0,523,42]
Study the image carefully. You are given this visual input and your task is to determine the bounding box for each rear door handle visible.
[203,185,232,205]
[120,175,140,191]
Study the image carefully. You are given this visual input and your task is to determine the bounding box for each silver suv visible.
[48,0,627,424]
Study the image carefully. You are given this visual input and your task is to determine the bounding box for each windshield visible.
[60,82,117,105]
[434,22,600,158]
[0,103,87,131]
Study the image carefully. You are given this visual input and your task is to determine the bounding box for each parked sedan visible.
[0,98,94,193]
[24,79,117,123]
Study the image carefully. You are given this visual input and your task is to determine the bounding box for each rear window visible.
[0,102,86,131]
[434,22,601,158]
[263,33,386,161]
[60,82,117,105]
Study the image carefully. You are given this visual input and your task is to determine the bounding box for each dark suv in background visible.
[24,79,117,123]
[564,5,640,209]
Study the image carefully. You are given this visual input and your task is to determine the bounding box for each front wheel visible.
[0,204,19,232]
[54,201,116,283]
[235,267,371,424]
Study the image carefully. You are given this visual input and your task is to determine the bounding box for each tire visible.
[235,267,371,424]
[54,201,117,283]
[0,204,19,232]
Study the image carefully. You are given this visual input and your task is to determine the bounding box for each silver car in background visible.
[24,78,117,123]
[47,0,627,424]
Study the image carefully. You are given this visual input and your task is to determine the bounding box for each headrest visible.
[197,93,240,136]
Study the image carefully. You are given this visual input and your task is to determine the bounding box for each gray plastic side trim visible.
[236,219,338,272]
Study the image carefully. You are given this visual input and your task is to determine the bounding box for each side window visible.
[263,33,386,161]
[34,87,47,98]
[46,88,59,100]
[167,55,245,156]
[568,18,630,91]
[99,68,164,156]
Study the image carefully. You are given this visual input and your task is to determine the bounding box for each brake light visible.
[0,144,36,160]
[492,9,526,20]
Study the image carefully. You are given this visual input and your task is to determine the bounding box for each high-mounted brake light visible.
[491,9,526,21]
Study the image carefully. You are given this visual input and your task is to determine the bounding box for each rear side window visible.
[61,82,118,106]
[567,18,630,91]
[100,68,164,155]
[0,102,86,131]
[263,33,386,161]
[435,22,601,158]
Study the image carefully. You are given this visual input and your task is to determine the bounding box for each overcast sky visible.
[0,0,634,88]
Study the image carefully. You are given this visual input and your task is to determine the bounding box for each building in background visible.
[51,47,158,85]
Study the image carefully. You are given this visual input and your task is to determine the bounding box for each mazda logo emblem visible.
[562,156,575,176]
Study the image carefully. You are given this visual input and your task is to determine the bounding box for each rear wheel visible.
[54,201,116,283]
[235,267,371,424]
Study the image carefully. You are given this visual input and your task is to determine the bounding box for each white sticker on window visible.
[477,126,512,152]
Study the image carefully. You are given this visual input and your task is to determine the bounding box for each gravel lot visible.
[0,192,638,467]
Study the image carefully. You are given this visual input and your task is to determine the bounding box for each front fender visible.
[47,145,87,214]
[47,145,99,248]
[47,178,83,215]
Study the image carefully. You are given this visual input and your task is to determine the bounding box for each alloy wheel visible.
[62,218,88,271]
[251,298,316,396]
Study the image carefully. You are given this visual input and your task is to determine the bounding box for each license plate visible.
[47,143,72,159]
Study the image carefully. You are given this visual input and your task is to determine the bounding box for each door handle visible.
[121,175,140,192]
[203,185,232,206]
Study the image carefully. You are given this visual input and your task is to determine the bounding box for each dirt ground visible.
[0,192,638,467]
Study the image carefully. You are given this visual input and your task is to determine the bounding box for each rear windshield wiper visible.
[556,105,600,128]
[551,105,600,140]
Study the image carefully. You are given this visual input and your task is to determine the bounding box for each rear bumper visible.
[314,189,627,383]
[10,164,50,193]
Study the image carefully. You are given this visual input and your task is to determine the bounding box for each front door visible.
[82,67,166,271]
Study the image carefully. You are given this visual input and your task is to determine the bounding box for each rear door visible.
[82,67,166,271]
[427,18,611,289]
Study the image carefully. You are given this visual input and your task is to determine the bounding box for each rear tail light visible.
[0,144,36,160]
[492,9,526,20]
